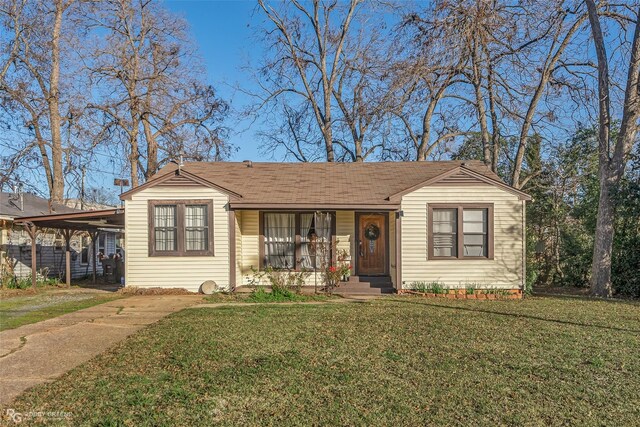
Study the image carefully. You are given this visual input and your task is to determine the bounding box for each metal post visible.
[63,229,73,288]
[25,223,38,289]
[90,231,98,284]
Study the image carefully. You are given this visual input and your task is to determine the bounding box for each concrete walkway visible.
[0,295,202,405]
[190,295,377,309]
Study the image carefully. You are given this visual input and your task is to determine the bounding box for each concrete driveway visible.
[0,295,202,406]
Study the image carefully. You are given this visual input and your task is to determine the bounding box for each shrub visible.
[249,265,311,295]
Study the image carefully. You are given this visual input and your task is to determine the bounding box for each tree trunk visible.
[48,0,65,202]
[590,172,615,296]
[129,124,140,187]
[142,116,157,179]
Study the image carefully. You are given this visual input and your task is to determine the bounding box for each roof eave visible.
[229,202,400,211]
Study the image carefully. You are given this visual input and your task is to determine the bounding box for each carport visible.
[13,208,124,288]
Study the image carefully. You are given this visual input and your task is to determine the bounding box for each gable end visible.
[156,174,202,188]
[120,169,242,200]
[388,166,531,201]
[431,170,491,186]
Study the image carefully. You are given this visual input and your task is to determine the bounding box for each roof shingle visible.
[150,160,507,207]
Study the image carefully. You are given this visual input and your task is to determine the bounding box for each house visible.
[0,191,121,282]
[120,161,530,295]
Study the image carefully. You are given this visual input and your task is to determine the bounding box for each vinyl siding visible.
[400,185,524,289]
[239,210,259,285]
[336,210,354,270]
[125,185,230,291]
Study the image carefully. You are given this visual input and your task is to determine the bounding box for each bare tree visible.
[254,0,367,162]
[0,0,78,202]
[585,1,640,297]
[85,0,228,185]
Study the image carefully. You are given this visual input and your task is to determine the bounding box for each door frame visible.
[354,212,390,276]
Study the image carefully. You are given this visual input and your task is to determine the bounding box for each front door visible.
[357,213,386,276]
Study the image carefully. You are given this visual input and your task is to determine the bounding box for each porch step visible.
[333,276,395,295]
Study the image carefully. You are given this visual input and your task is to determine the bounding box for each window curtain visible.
[264,213,295,268]
[299,213,314,269]
[314,212,332,268]
[433,209,457,257]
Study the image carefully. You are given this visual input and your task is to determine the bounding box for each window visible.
[149,200,213,256]
[261,212,334,270]
[428,204,493,259]
[98,234,106,258]
[300,212,332,269]
[263,213,296,268]
[185,205,209,251]
[80,235,90,264]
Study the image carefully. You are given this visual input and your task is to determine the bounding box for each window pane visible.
[154,205,177,251]
[155,205,176,228]
[264,213,295,268]
[463,209,486,233]
[185,205,208,251]
[433,209,456,233]
[186,205,206,227]
[463,208,488,257]
[434,246,454,257]
[155,228,176,251]
[432,208,457,257]
[186,229,207,251]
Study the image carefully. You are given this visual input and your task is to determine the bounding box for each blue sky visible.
[165,0,262,162]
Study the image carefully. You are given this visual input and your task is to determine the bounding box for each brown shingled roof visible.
[130,160,526,208]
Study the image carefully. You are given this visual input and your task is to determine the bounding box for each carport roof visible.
[13,208,124,231]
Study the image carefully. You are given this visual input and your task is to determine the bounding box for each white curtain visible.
[314,212,331,268]
[264,213,295,268]
[300,213,313,269]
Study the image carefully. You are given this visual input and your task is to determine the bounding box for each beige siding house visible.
[121,161,530,294]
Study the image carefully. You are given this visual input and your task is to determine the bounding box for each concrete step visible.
[333,286,395,295]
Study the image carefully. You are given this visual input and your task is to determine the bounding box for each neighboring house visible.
[0,191,120,281]
[120,161,530,294]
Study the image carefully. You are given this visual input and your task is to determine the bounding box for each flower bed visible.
[401,288,522,300]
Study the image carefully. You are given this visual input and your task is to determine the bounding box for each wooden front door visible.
[357,213,387,276]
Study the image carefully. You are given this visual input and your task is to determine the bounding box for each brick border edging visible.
[399,289,523,300]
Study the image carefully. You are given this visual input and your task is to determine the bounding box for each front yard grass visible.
[8,296,640,426]
[0,290,122,331]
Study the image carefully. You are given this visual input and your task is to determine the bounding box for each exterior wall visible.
[400,185,524,289]
[336,211,354,271]
[0,223,118,280]
[239,210,259,285]
[239,210,356,286]
[125,185,230,291]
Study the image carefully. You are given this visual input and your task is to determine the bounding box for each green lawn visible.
[8,296,640,426]
[0,290,122,331]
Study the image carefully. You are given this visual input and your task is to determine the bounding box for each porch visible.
[233,209,401,294]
